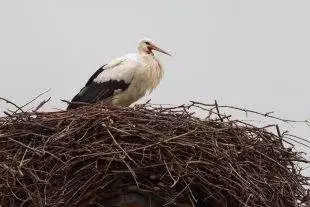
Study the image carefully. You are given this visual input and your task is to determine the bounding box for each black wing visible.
[67,65,130,109]
[85,64,106,86]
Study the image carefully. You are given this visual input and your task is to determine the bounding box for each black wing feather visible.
[67,65,130,109]
[85,64,106,86]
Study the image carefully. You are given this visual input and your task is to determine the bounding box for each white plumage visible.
[67,38,171,109]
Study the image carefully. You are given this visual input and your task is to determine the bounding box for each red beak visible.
[151,45,172,56]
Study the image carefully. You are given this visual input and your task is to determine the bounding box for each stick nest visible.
[0,103,308,207]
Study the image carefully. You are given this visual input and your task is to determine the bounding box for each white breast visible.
[111,54,163,106]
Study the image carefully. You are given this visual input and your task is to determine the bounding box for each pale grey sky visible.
[0,0,309,172]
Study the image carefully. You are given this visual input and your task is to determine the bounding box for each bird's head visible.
[138,38,171,56]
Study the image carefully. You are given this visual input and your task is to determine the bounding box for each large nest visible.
[0,102,308,206]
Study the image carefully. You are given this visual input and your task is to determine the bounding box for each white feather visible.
[94,53,140,84]
[111,54,163,106]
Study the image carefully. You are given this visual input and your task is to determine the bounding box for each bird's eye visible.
[145,41,151,45]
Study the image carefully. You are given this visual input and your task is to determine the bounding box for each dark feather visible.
[85,64,106,86]
[67,65,130,109]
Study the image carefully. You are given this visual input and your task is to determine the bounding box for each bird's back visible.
[67,54,141,109]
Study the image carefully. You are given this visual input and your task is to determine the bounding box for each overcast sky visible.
[0,0,309,173]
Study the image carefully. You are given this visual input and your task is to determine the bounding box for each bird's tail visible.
[66,93,87,110]
[66,103,78,110]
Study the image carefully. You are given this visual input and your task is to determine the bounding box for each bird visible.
[67,38,171,110]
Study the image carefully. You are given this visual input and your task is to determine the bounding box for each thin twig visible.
[0,97,24,112]
[33,97,51,112]
[14,89,51,113]
[191,101,307,123]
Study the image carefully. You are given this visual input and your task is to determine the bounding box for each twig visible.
[163,178,194,206]
[163,159,179,187]
[33,97,51,112]
[214,100,223,122]
[14,89,51,113]
[0,97,24,113]
[8,138,42,155]
[104,124,136,165]
[191,101,307,124]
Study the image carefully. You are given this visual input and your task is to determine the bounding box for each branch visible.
[191,101,307,124]
[33,97,51,112]
[14,89,51,113]
[0,97,24,113]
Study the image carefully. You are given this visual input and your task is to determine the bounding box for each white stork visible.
[67,38,171,109]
